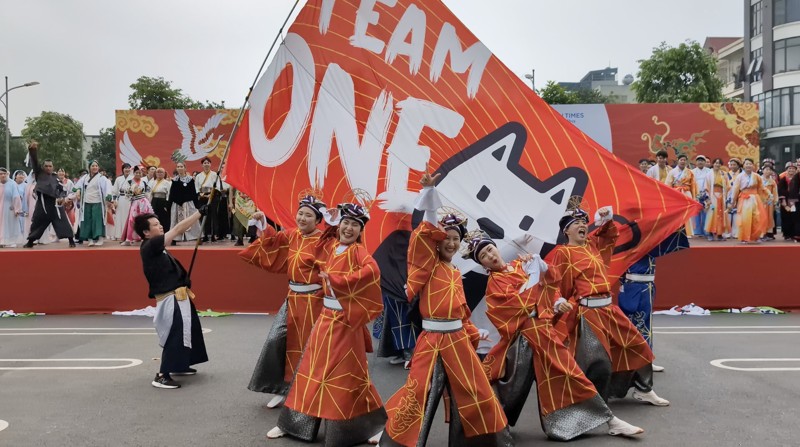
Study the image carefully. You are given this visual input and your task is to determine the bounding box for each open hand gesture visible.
[28,141,38,151]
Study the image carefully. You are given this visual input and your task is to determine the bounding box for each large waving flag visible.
[225,0,699,282]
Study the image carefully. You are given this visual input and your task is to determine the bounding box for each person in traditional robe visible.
[646,150,670,183]
[465,233,644,439]
[148,168,172,232]
[12,170,28,238]
[618,230,689,374]
[705,158,729,241]
[238,194,327,409]
[56,168,77,235]
[23,142,76,248]
[120,166,154,245]
[778,162,800,241]
[726,158,744,239]
[761,165,779,240]
[268,200,386,447]
[169,162,201,244]
[230,189,258,246]
[665,154,697,236]
[381,173,512,447]
[195,157,221,243]
[73,161,111,246]
[134,207,208,389]
[110,163,133,241]
[692,155,712,237]
[0,168,24,248]
[729,158,772,244]
[543,204,670,408]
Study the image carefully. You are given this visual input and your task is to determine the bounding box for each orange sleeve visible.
[237,225,290,274]
[592,220,618,267]
[327,247,384,328]
[405,221,446,302]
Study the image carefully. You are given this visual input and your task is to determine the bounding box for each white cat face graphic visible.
[422,122,588,272]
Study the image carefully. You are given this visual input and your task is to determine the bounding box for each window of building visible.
[755,88,800,129]
[749,47,763,81]
[773,38,800,74]
[775,0,800,26]
[751,1,763,36]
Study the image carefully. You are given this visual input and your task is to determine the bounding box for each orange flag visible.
[225,0,700,279]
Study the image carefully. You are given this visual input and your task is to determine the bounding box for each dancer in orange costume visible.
[381,173,512,447]
[267,200,386,446]
[704,158,729,241]
[238,194,327,408]
[465,232,644,439]
[665,154,698,236]
[729,158,772,243]
[542,203,670,407]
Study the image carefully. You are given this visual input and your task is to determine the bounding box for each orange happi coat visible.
[284,230,384,420]
[239,225,325,382]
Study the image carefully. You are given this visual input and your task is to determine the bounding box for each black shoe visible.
[171,368,197,376]
[234,240,244,246]
[23,241,34,248]
[171,240,177,246]
[151,374,181,389]
[202,236,209,243]
[69,241,77,248]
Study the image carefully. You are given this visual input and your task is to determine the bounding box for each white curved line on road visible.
[0,358,144,370]
[655,331,800,335]
[710,358,800,372]
[0,420,8,432]
[0,328,212,335]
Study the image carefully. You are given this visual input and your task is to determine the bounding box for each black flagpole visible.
[188,0,302,279]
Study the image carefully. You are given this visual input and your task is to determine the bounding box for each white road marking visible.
[655,331,800,334]
[0,358,144,370]
[0,328,212,335]
[710,358,800,372]
[656,326,800,329]
[0,420,8,432]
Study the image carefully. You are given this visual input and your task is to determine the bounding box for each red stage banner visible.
[225,0,699,279]
[552,103,760,167]
[115,109,240,174]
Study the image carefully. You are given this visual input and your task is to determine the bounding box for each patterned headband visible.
[439,213,468,239]
[462,231,496,263]
[298,194,326,218]
[338,202,369,226]
[559,207,589,234]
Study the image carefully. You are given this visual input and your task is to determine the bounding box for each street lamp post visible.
[1,77,40,169]
[524,69,535,91]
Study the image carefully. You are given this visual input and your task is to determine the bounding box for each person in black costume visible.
[23,141,76,248]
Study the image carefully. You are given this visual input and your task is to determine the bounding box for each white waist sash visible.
[289,282,323,293]
[625,273,655,283]
[422,319,462,332]
[579,296,613,308]
[323,297,343,311]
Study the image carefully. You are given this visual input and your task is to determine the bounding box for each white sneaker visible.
[95,239,103,247]
[632,389,670,406]
[368,430,382,444]
[652,364,665,372]
[120,241,131,246]
[267,426,286,439]
[266,395,285,409]
[87,241,96,247]
[388,355,405,365]
[608,416,644,436]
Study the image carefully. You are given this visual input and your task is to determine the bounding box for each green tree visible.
[632,40,724,103]
[20,111,85,176]
[128,76,223,110]
[538,81,576,104]
[86,127,117,174]
[537,81,615,105]
[0,115,28,172]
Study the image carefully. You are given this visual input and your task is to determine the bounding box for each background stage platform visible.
[0,239,797,314]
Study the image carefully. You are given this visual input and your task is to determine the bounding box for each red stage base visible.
[1,243,798,314]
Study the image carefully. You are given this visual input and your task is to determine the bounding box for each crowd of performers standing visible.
[178,171,675,447]
[645,150,800,244]
[0,142,258,249]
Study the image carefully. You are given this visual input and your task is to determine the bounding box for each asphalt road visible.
[1,314,798,447]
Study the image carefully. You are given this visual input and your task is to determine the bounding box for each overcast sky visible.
[1,0,743,135]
